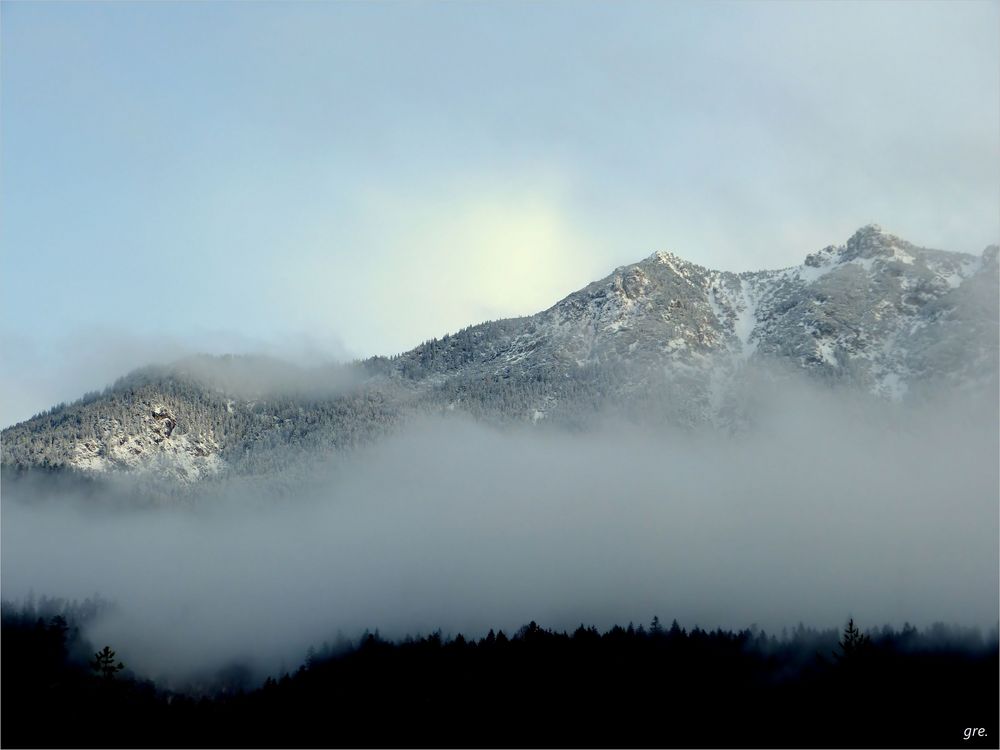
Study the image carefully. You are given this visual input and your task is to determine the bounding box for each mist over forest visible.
[3,2,999,744]
[3,369,996,687]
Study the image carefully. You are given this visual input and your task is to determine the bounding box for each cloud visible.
[0,327,353,427]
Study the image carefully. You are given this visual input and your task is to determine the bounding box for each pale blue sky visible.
[2,0,998,424]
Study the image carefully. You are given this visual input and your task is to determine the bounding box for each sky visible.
[2,0,999,425]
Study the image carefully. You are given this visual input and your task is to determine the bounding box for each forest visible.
[2,599,997,749]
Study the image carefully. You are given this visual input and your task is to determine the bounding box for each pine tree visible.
[834,618,870,662]
[90,646,124,680]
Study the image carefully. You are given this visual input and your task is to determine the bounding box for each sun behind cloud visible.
[282,174,608,357]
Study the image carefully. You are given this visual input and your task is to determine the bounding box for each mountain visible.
[2,225,996,486]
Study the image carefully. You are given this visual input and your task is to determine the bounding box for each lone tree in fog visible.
[90,646,124,680]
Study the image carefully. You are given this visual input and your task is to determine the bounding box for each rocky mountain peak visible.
[840,223,903,262]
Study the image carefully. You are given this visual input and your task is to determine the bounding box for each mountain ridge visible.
[3,225,996,486]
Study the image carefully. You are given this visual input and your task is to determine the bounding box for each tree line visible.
[2,600,996,748]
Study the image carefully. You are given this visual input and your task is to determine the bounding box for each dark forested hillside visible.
[2,602,996,749]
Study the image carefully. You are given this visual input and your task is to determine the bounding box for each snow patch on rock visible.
[68,403,224,483]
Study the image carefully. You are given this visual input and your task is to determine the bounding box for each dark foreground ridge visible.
[2,602,997,749]
[2,605,1000,747]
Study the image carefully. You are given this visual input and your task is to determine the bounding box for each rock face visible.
[2,225,996,484]
[540,225,993,394]
[66,402,224,482]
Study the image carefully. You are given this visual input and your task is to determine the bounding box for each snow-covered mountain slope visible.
[386,224,997,423]
[569,225,994,393]
[2,225,996,484]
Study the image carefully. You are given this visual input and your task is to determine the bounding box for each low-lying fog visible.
[2,377,998,686]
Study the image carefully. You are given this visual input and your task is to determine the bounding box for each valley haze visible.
[2,225,997,685]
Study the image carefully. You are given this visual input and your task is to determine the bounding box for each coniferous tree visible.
[90,646,124,680]
[834,618,870,663]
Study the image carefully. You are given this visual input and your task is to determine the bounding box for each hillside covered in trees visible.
[2,600,996,748]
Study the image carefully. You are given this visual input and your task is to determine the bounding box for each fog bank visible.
[2,380,997,684]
